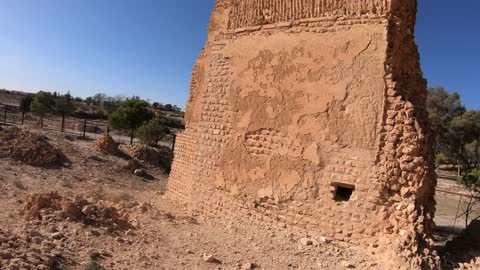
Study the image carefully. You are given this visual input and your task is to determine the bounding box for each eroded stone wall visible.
[168,0,438,268]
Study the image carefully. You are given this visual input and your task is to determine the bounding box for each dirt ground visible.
[0,125,478,269]
[434,170,480,232]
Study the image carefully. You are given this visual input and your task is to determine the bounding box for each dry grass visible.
[13,179,26,190]
[110,192,134,203]
[89,187,107,201]
[62,179,74,189]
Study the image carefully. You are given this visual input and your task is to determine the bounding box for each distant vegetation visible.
[0,88,183,115]
[0,88,185,144]
[428,87,480,173]
[428,87,480,226]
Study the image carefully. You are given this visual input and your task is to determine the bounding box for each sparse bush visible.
[158,115,185,129]
[111,192,134,203]
[460,169,480,193]
[13,179,26,190]
[89,252,102,261]
[84,260,104,270]
[458,169,480,227]
[136,119,170,147]
[89,187,106,201]
[62,179,74,189]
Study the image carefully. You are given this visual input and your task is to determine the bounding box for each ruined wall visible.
[168,0,438,268]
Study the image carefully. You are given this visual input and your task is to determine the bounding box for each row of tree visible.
[19,91,184,145]
[20,91,182,117]
[21,91,75,116]
[81,93,181,114]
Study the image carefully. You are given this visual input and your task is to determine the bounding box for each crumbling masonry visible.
[167,0,439,268]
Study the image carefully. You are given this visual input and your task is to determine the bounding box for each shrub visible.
[460,169,480,193]
[458,169,480,227]
[136,119,170,147]
[84,260,104,270]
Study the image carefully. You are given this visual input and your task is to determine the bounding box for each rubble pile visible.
[121,158,142,174]
[121,144,173,170]
[0,228,61,270]
[96,135,118,154]
[21,192,133,232]
[0,127,66,166]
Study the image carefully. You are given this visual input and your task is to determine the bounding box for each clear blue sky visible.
[0,0,478,110]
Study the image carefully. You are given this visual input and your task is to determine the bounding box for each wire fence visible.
[0,103,176,148]
[436,188,480,232]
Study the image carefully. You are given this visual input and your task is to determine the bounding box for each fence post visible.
[83,119,87,139]
[61,113,65,132]
[172,134,176,153]
[21,111,25,125]
[40,114,44,129]
[3,105,7,123]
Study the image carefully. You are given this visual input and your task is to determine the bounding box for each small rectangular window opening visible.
[333,183,355,202]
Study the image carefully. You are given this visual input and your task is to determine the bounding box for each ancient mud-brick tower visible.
[168,0,438,268]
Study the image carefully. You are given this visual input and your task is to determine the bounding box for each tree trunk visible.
[459,147,471,173]
[476,138,479,169]
[82,119,87,139]
[466,195,474,228]
[21,111,25,125]
[61,113,65,132]
[130,130,134,145]
[3,105,7,123]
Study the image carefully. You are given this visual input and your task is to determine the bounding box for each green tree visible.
[108,97,154,145]
[467,141,480,170]
[164,104,173,111]
[54,92,76,115]
[20,94,34,113]
[460,169,480,193]
[427,87,466,156]
[136,118,170,146]
[172,105,182,112]
[85,97,94,105]
[30,91,55,115]
[103,96,123,114]
[450,110,480,172]
[435,153,448,171]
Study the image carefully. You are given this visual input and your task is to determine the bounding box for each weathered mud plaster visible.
[168,0,439,268]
